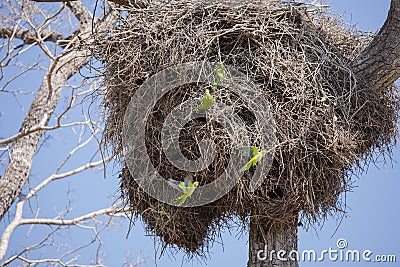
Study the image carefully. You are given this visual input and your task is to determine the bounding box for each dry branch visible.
[0,1,118,221]
[0,143,115,262]
[0,27,67,46]
[31,0,148,8]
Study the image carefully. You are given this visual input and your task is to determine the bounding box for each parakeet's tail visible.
[240,162,252,172]
[175,195,188,206]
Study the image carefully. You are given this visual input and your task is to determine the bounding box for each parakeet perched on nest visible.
[212,62,227,90]
[197,89,215,111]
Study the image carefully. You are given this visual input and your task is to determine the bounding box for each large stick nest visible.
[95,0,399,256]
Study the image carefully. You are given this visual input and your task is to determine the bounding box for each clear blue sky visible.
[0,1,398,266]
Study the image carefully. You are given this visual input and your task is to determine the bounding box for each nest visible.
[95,0,399,256]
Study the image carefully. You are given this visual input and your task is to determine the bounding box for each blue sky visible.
[0,1,399,266]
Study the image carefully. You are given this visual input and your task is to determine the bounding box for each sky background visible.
[0,0,399,266]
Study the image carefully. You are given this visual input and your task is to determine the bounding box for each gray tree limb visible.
[351,0,400,89]
[0,27,68,46]
[0,2,117,221]
[66,1,92,28]
[32,0,149,8]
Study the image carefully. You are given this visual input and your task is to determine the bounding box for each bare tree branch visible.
[32,0,149,8]
[27,155,114,199]
[0,27,68,46]
[32,0,76,2]
[0,87,95,146]
[66,1,92,28]
[0,1,141,265]
[0,3,118,221]
[21,207,126,226]
[0,120,90,146]
[0,201,127,263]
[0,146,115,262]
[0,52,89,220]
[0,111,117,264]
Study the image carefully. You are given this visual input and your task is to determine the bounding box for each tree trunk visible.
[351,0,400,89]
[248,216,298,267]
[0,51,90,221]
[0,2,117,221]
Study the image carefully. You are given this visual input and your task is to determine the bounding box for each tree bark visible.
[0,51,90,221]
[248,216,298,267]
[0,2,117,221]
[351,0,400,89]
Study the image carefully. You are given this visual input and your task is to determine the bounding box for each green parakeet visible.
[197,89,215,111]
[240,146,267,172]
[212,62,227,90]
[168,176,199,206]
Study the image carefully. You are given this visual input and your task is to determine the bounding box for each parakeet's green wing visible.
[179,181,187,193]
[175,195,188,206]
[216,62,226,79]
[240,147,262,172]
[198,89,214,111]
[212,62,226,90]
